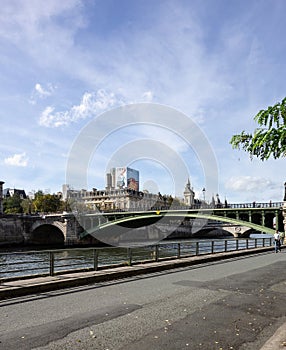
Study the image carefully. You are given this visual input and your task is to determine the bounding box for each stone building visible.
[65,187,169,212]
[183,178,195,206]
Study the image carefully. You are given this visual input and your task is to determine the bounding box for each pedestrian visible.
[274,230,281,253]
[280,231,285,247]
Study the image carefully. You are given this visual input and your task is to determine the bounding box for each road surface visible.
[0,250,286,349]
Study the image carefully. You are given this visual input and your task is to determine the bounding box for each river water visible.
[0,234,273,280]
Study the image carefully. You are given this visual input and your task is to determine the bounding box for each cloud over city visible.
[4,153,29,167]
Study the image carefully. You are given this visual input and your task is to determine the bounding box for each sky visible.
[1,0,286,204]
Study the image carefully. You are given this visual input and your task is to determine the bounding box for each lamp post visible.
[0,181,4,214]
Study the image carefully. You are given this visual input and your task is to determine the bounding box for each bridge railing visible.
[97,202,284,213]
[0,237,276,281]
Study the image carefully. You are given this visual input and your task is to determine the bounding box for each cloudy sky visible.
[1,0,285,203]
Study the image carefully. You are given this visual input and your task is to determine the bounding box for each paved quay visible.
[0,246,286,350]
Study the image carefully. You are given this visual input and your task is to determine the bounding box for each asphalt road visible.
[0,250,286,350]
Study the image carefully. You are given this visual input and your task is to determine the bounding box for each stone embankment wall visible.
[0,215,24,246]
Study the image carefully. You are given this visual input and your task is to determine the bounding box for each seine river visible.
[0,233,273,280]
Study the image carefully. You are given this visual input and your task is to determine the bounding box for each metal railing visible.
[0,237,274,281]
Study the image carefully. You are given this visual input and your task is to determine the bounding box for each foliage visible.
[3,194,23,214]
[21,198,35,214]
[230,97,286,160]
[3,191,64,214]
[33,192,63,213]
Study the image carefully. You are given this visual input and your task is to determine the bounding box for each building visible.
[65,187,170,212]
[3,188,27,200]
[63,166,174,212]
[183,178,195,206]
[106,167,139,191]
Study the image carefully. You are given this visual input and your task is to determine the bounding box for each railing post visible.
[211,240,214,254]
[49,252,54,276]
[93,249,98,270]
[236,239,239,251]
[127,248,132,266]
[224,240,227,252]
[255,238,257,248]
[262,238,265,247]
[155,245,159,262]
[177,243,181,259]
[246,238,249,250]
[195,242,199,256]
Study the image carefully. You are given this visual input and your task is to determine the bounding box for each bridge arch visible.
[29,223,65,246]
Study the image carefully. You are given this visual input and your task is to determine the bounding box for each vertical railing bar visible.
[236,239,239,251]
[49,251,54,276]
[128,248,132,266]
[225,240,227,252]
[155,245,159,262]
[211,241,214,254]
[93,249,98,270]
[195,241,199,256]
[177,243,181,259]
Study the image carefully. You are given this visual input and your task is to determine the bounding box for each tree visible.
[33,191,63,213]
[230,97,286,160]
[3,194,23,214]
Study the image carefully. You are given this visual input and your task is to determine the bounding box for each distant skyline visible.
[1,0,286,203]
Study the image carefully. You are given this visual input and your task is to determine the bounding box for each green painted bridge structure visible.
[80,202,285,243]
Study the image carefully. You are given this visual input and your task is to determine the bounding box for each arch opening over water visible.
[30,224,65,246]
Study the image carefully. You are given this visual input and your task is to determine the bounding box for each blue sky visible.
[1,0,286,203]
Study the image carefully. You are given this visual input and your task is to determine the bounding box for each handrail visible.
[0,237,275,282]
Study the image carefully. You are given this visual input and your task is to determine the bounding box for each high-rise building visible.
[106,167,139,191]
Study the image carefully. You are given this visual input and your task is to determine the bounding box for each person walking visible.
[274,230,281,253]
[280,230,285,247]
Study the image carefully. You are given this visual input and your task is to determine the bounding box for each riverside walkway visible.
[0,246,286,349]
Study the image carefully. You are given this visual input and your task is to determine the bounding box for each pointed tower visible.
[183,178,195,207]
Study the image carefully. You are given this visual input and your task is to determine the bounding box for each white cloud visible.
[225,176,277,192]
[39,89,125,128]
[4,152,29,167]
[34,83,54,97]
[142,91,153,102]
[29,83,56,104]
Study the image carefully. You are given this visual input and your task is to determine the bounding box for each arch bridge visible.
[80,203,285,240]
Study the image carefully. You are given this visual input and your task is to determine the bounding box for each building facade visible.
[66,187,170,212]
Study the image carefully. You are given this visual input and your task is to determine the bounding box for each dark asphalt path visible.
[0,250,285,350]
